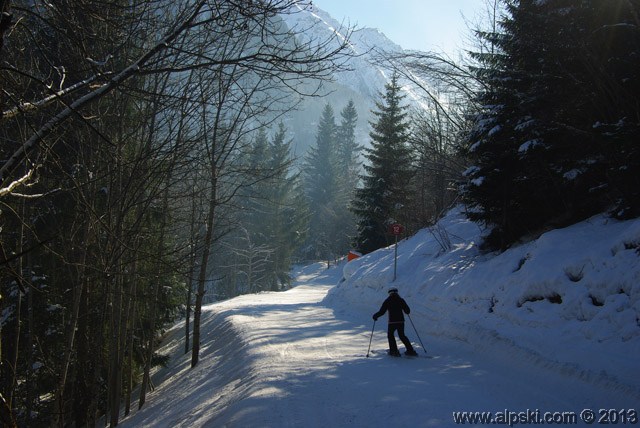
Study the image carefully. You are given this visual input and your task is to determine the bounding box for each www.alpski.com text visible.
[452,408,638,425]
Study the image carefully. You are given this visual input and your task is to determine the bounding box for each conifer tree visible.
[303,104,340,260]
[461,0,546,249]
[336,100,361,188]
[245,127,272,232]
[334,100,361,254]
[462,0,640,249]
[264,122,308,289]
[352,74,414,254]
[222,124,307,294]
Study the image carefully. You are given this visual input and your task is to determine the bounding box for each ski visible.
[366,349,435,359]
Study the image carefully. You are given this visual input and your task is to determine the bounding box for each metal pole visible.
[407,313,427,354]
[393,234,398,281]
[366,319,376,357]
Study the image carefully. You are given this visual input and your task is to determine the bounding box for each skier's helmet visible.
[388,287,398,294]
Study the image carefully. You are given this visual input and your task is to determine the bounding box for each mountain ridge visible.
[277,3,411,157]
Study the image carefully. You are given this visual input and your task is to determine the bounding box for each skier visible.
[373,287,418,357]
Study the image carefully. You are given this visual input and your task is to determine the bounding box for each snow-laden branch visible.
[0,168,33,197]
[0,0,209,184]
[1,73,102,120]
[1,0,352,189]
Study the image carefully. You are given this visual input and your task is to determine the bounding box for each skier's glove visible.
[372,314,378,321]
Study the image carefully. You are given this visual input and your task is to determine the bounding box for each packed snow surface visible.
[120,208,640,427]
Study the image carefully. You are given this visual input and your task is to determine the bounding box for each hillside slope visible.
[119,209,640,427]
[330,207,640,390]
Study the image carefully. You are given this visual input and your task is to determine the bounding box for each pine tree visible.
[352,74,414,254]
[563,0,640,219]
[244,128,271,232]
[334,100,361,254]
[264,122,308,289]
[336,100,361,188]
[462,0,640,249]
[461,0,549,249]
[303,103,340,260]
[225,124,307,294]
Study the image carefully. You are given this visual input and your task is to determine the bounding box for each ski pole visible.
[366,319,376,357]
[407,313,427,354]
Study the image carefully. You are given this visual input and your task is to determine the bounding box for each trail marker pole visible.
[388,223,404,281]
[393,234,398,281]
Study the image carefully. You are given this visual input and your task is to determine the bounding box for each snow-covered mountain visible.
[277,4,408,156]
[282,3,402,98]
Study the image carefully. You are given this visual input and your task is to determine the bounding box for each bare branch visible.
[1,71,103,120]
[0,0,209,184]
[0,0,11,56]
[0,168,34,197]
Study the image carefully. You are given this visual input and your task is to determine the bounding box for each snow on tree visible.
[462,0,640,250]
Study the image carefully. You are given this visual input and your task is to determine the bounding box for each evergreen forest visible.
[0,0,638,426]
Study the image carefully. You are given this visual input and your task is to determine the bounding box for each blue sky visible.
[310,0,485,56]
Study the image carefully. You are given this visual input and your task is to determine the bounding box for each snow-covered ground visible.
[120,208,640,427]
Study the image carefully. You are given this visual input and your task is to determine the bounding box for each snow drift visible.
[119,208,640,427]
[328,206,640,393]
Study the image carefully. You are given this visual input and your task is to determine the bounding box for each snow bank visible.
[118,212,639,427]
[327,207,640,395]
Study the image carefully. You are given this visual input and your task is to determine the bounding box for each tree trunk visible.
[108,269,124,426]
[137,325,151,410]
[52,275,83,427]
[25,250,35,425]
[6,209,24,421]
[184,191,198,355]
[124,268,137,417]
[139,153,175,409]
[191,178,216,368]
[73,277,91,427]
[185,264,193,355]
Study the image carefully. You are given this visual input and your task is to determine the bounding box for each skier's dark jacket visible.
[373,293,410,324]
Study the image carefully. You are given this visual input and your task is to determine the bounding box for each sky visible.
[311,0,486,56]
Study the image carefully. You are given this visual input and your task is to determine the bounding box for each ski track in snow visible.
[120,264,638,428]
